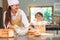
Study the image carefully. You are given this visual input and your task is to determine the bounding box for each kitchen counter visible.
[0,35,60,40]
[0,33,54,40]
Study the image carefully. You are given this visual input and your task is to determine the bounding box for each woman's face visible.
[10,4,19,12]
[35,14,43,21]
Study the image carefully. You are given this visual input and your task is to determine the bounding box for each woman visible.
[30,12,50,33]
[3,0,29,40]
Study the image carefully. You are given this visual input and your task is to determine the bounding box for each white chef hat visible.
[7,0,19,6]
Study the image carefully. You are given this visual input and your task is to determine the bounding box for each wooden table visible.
[0,37,14,40]
[1,35,60,40]
[0,33,54,40]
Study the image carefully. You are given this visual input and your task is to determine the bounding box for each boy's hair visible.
[35,12,43,17]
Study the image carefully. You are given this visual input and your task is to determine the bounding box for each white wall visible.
[19,0,60,16]
[0,0,2,7]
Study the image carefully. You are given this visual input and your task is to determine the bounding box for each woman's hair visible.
[35,12,43,18]
[5,6,11,27]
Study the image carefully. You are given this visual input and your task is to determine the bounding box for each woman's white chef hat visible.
[7,0,19,6]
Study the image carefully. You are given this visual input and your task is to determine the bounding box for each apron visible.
[10,11,24,27]
[10,11,28,40]
[35,21,46,33]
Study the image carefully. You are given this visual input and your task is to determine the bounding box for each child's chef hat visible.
[7,0,19,6]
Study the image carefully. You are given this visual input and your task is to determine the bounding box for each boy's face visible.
[35,14,43,21]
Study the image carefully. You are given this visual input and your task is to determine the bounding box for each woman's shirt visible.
[3,9,29,35]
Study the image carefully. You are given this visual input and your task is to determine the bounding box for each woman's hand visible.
[29,24,34,30]
[8,25,14,29]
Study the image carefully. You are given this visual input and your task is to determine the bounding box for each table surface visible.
[0,35,59,40]
[0,37,50,40]
[0,25,60,40]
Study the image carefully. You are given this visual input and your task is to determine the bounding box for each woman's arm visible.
[14,9,29,35]
[3,11,11,29]
[3,11,6,28]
